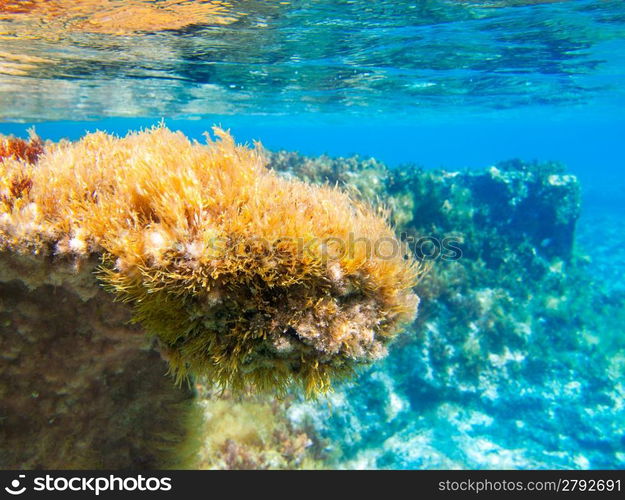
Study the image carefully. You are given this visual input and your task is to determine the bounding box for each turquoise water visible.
[2,0,625,469]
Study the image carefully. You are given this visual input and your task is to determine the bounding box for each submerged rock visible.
[272,150,625,469]
[0,128,418,468]
[0,253,199,469]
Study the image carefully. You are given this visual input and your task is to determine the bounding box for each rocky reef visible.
[2,127,621,469]
[271,151,625,469]
[0,128,418,468]
[270,151,583,393]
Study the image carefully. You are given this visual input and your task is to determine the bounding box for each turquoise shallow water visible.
[2,0,625,119]
[1,0,625,469]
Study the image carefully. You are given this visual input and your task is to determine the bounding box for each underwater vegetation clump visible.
[195,384,327,470]
[0,131,43,164]
[0,127,420,397]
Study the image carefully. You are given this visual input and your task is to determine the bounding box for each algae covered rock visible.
[0,127,421,468]
[2,128,596,470]
[0,127,420,396]
[270,152,581,265]
[271,150,583,394]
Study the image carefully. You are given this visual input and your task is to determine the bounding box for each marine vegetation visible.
[3,130,611,470]
[0,131,43,164]
[0,127,420,397]
[195,384,327,470]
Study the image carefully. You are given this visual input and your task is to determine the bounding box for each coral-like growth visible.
[0,131,43,164]
[0,127,420,396]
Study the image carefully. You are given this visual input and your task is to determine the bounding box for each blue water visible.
[1,0,625,469]
[2,112,624,203]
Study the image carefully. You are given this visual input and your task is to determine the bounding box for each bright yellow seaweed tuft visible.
[0,126,420,396]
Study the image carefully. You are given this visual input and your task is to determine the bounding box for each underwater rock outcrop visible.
[0,253,200,468]
[0,128,419,468]
[0,128,419,395]
[270,152,581,263]
[271,151,625,469]
[271,150,582,395]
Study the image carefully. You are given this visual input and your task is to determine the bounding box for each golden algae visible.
[0,127,420,397]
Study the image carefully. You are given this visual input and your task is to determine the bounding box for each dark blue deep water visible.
[1,0,625,469]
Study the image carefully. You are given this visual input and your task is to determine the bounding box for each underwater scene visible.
[1,0,625,471]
